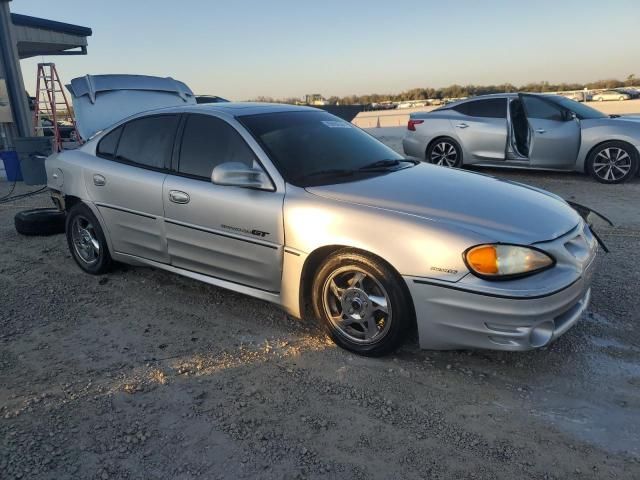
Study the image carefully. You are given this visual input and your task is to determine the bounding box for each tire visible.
[65,203,112,274]
[586,141,639,184]
[312,249,413,356]
[597,97,604,102]
[618,96,625,101]
[14,208,66,236]
[426,137,463,168]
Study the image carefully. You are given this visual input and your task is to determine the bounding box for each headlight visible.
[463,244,555,280]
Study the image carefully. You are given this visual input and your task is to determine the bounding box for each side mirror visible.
[564,110,577,121]
[212,162,273,190]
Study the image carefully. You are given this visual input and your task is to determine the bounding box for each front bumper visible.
[405,274,592,350]
[405,222,598,351]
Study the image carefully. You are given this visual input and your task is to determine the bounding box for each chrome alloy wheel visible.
[71,215,100,265]
[592,147,632,182]
[431,141,458,166]
[321,267,392,344]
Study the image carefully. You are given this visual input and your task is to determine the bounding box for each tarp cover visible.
[67,74,195,139]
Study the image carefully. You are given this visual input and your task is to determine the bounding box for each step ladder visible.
[32,63,81,152]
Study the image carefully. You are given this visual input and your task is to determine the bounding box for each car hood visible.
[615,115,640,124]
[67,74,196,139]
[306,164,580,244]
[583,115,640,127]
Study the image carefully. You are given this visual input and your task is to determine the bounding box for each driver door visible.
[162,114,284,293]
[519,94,580,168]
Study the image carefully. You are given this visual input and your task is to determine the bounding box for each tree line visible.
[250,74,637,105]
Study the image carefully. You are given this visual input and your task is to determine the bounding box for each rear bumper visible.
[402,135,425,159]
[405,266,594,351]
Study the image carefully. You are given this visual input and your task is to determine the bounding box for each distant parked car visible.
[403,93,640,183]
[41,118,77,141]
[620,88,640,99]
[592,90,630,102]
[562,92,591,102]
[195,95,230,104]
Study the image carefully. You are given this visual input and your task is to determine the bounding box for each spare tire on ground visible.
[15,208,66,236]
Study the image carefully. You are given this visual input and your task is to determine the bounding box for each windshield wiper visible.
[357,158,418,171]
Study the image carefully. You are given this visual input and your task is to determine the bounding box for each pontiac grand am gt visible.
[46,75,598,356]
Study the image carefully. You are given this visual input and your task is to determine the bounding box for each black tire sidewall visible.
[14,208,65,236]
[65,203,112,274]
[311,250,412,356]
[587,141,639,184]
[426,138,463,168]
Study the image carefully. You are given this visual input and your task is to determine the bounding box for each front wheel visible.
[427,138,462,167]
[586,141,639,184]
[65,203,112,274]
[312,250,413,356]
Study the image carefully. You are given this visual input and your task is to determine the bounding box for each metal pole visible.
[0,0,33,137]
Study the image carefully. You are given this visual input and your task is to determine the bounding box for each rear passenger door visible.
[449,98,508,161]
[87,114,180,263]
[162,114,284,293]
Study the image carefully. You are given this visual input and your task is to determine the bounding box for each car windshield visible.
[548,96,607,120]
[239,110,411,187]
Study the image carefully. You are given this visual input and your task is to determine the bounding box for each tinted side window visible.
[178,115,255,178]
[521,96,563,121]
[96,127,122,159]
[453,98,506,118]
[115,115,179,169]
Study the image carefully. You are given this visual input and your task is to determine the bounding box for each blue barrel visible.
[0,151,23,182]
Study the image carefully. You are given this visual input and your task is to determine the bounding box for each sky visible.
[13,0,640,101]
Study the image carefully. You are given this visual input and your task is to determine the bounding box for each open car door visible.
[519,93,580,169]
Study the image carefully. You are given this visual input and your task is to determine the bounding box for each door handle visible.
[455,123,469,129]
[535,129,546,134]
[169,190,190,204]
[93,174,106,186]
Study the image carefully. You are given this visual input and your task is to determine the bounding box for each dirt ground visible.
[1,145,640,478]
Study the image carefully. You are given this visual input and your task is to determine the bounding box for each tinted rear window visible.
[115,115,179,169]
[453,98,507,118]
[178,114,255,178]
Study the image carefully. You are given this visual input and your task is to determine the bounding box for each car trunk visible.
[66,74,196,140]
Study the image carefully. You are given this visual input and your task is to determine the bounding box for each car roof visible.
[164,102,319,117]
[435,92,551,110]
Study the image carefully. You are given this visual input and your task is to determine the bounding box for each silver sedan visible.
[47,78,598,356]
[403,93,640,183]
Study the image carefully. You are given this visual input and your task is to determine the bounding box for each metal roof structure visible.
[0,0,92,140]
[11,13,92,58]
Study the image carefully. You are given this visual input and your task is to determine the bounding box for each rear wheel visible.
[586,141,638,184]
[65,203,112,274]
[427,138,462,167]
[312,250,412,356]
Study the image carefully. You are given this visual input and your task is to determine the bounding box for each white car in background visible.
[592,90,630,102]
